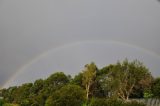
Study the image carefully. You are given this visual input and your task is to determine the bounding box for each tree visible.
[28,72,70,106]
[45,84,86,106]
[0,86,18,103]
[46,72,69,88]
[72,72,83,86]
[82,62,97,100]
[0,61,153,105]
[95,65,115,98]
[12,83,33,104]
[152,77,160,98]
[103,59,152,101]
[30,79,44,95]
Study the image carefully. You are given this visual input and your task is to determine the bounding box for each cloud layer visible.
[0,0,160,87]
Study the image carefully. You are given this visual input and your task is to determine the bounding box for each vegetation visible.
[45,84,85,106]
[0,59,159,106]
[82,62,97,100]
[152,77,160,98]
[101,60,153,100]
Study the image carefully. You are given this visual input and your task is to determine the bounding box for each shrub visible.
[0,99,4,106]
[89,98,108,106]
[88,98,146,106]
[89,98,123,106]
[106,98,123,106]
[124,101,146,106]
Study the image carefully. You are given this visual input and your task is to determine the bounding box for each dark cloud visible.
[0,0,160,87]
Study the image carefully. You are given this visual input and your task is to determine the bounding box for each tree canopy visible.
[0,59,159,106]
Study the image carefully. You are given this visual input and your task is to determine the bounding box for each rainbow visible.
[2,40,160,88]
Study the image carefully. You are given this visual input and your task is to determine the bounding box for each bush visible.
[0,99,4,106]
[124,101,146,106]
[88,98,146,106]
[89,98,123,106]
[89,98,108,106]
[106,98,123,106]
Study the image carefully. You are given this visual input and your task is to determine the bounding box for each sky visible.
[0,0,160,88]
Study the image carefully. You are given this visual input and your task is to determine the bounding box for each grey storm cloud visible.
[0,0,160,88]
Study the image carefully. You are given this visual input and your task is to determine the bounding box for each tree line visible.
[0,59,160,106]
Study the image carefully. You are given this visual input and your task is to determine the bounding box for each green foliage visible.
[72,72,83,86]
[89,98,108,106]
[0,87,18,103]
[82,62,97,100]
[152,77,160,98]
[123,101,146,106]
[0,99,5,106]
[46,72,69,90]
[12,83,32,104]
[0,60,154,106]
[20,99,31,106]
[143,89,153,98]
[89,98,123,106]
[30,79,44,94]
[89,98,146,106]
[45,84,86,106]
[101,59,152,100]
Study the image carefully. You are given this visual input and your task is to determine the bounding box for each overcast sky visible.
[0,0,160,88]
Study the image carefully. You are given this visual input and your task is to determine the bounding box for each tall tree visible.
[104,59,152,101]
[82,62,97,100]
